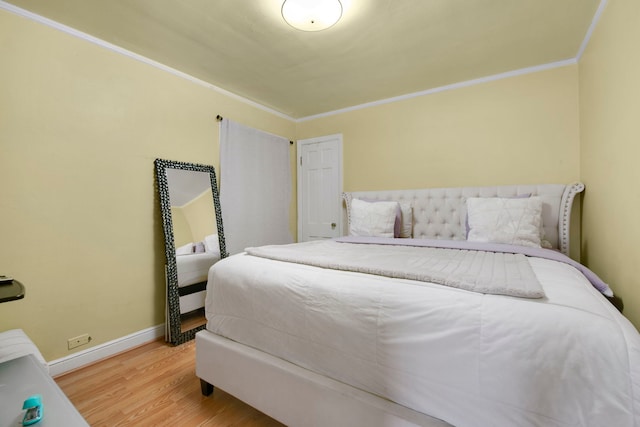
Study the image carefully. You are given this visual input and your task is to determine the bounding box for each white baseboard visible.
[48,324,165,377]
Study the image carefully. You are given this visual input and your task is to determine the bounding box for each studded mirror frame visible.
[155,158,228,345]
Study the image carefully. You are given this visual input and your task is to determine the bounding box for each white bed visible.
[196,183,640,427]
[176,251,219,314]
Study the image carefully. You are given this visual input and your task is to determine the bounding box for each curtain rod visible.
[216,114,294,145]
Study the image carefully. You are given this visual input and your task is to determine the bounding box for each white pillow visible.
[176,242,194,256]
[349,199,399,238]
[466,196,543,248]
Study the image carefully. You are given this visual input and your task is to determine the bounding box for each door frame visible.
[296,134,344,242]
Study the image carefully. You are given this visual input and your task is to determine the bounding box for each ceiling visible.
[5,0,601,119]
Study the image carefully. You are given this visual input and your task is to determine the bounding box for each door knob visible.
[331,223,336,229]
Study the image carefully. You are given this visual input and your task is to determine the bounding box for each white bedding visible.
[205,245,640,427]
[176,250,220,288]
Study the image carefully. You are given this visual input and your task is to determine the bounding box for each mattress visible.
[176,250,220,288]
[205,245,640,427]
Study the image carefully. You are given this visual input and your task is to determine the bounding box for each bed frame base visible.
[200,379,213,396]
[196,330,451,427]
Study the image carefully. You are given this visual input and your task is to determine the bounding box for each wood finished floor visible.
[54,339,284,427]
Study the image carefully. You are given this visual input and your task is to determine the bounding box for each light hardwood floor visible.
[54,339,284,427]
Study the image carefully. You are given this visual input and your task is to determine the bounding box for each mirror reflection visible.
[155,159,227,345]
[167,168,219,333]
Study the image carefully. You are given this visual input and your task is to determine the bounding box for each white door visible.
[297,134,343,241]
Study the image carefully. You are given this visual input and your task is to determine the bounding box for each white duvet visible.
[176,250,220,288]
[205,248,640,427]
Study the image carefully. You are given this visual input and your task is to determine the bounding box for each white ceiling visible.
[4,0,602,119]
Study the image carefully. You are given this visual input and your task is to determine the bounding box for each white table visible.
[0,354,88,426]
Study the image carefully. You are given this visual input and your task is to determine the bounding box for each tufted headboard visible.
[342,182,584,256]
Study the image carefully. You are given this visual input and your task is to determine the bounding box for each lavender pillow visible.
[397,202,413,238]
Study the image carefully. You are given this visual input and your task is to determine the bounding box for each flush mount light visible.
[281,0,343,32]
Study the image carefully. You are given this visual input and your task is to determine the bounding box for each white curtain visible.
[219,119,293,254]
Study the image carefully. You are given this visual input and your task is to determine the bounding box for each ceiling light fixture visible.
[281,0,343,32]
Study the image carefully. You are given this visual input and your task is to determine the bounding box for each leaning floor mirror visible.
[155,159,227,345]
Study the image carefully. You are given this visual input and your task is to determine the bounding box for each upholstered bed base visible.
[195,182,586,426]
[195,331,450,427]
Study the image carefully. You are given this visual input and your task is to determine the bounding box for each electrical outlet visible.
[67,334,91,350]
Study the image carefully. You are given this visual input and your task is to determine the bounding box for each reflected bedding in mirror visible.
[176,236,221,288]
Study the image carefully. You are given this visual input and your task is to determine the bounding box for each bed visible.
[195,183,640,427]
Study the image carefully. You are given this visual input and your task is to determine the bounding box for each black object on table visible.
[0,279,25,303]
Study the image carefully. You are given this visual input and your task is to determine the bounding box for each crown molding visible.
[2,0,608,125]
[576,0,609,61]
[296,59,577,122]
[0,1,294,122]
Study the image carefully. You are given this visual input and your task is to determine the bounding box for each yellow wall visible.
[171,189,215,248]
[182,189,216,243]
[0,9,294,361]
[298,66,583,258]
[579,0,640,328]
[170,207,193,247]
[297,66,581,191]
